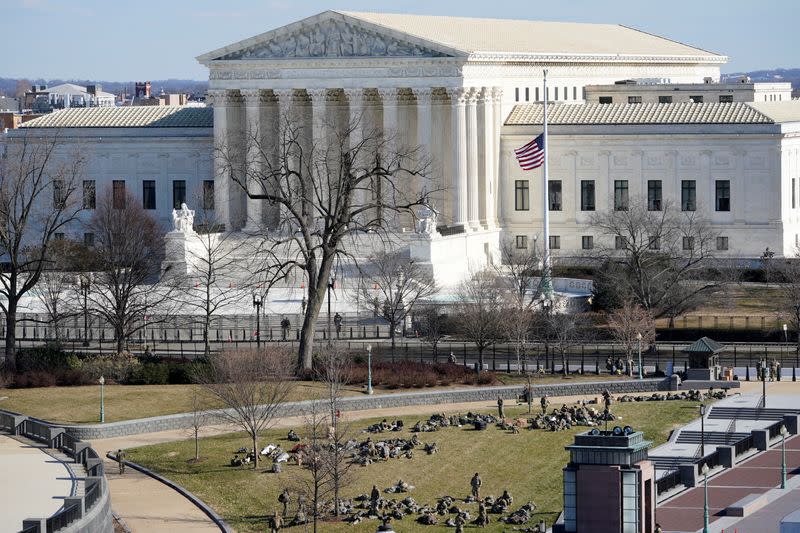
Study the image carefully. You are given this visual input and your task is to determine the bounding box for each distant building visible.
[23,83,116,113]
[132,81,190,106]
[0,96,19,113]
[585,78,792,105]
[0,112,43,130]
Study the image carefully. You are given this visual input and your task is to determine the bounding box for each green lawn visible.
[128,399,701,532]
[0,374,633,424]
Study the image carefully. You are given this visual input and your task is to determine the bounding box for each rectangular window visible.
[555,87,559,100]
[173,180,186,209]
[717,236,729,250]
[793,178,796,209]
[681,180,696,211]
[535,87,540,102]
[83,180,95,209]
[658,95,673,104]
[515,88,519,102]
[112,180,125,209]
[647,180,662,211]
[628,95,642,104]
[719,94,733,103]
[514,180,530,211]
[614,180,629,211]
[683,236,695,250]
[715,180,731,211]
[84,232,94,247]
[690,95,703,103]
[599,96,613,104]
[549,180,562,211]
[142,180,156,210]
[582,236,594,250]
[515,235,527,249]
[564,86,568,100]
[615,235,628,250]
[580,180,595,211]
[549,235,560,250]
[203,180,215,210]
[573,87,577,100]
[648,237,660,250]
[525,87,529,102]
[54,232,65,241]
[52,179,65,209]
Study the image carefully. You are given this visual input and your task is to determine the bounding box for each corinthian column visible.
[209,89,231,230]
[344,88,366,211]
[466,88,480,230]
[413,88,433,205]
[447,87,468,228]
[242,89,264,233]
[274,89,296,233]
[378,88,399,226]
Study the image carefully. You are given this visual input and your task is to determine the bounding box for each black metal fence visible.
[656,470,682,495]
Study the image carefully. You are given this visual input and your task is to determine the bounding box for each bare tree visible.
[497,238,541,373]
[293,399,330,533]
[180,202,250,357]
[218,110,435,370]
[187,387,208,462]
[317,348,355,516]
[540,311,587,375]
[0,131,85,369]
[417,303,447,362]
[607,301,656,377]
[590,198,720,321]
[765,254,800,357]
[195,347,294,469]
[355,250,437,349]
[453,269,505,372]
[84,189,179,354]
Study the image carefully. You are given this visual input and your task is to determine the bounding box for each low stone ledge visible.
[33,378,672,440]
[726,492,769,517]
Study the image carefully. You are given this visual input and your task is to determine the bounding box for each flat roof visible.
[19,106,212,129]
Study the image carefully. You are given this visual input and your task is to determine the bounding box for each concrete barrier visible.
[726,493,769,517]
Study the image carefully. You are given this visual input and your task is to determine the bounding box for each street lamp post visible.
[541,296,552,373]
[366,344,373,395]
[80,275,90,347]
[700,403,706,458]
[327,275,336,345]
[99,375,105,424]
[784,324,789,381]
[702,463,710,533]
[636,332,643,380]
[781,424,788,489]
[761,358,768,407]
[252,294,262,348]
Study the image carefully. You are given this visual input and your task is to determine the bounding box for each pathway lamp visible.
[366,344,373,395]
[701,462,710,533]
[761,359,768,407]
[80,274,90,347]
[700,403,706,458]
[636,332,643,380]
[327,274,336,344]
[99,375,105,424]
[252,293,262,348]
[781,424,788,489]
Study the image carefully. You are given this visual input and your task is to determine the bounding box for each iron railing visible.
[735,435,755,456]
[656,470,682,495]
[45,503,80,532]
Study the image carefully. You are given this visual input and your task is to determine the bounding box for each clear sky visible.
[3,0,797,81]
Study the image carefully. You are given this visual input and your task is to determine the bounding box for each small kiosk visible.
[683,337,724,381]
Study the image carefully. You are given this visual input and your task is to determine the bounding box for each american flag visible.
[514,134,545,170]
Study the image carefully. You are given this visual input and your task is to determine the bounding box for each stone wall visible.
[63,479,113,533]
[61,378,670,440]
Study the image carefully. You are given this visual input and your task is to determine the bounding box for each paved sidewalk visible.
[0,435,77,533]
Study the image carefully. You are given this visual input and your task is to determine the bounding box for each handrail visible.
[1,409,109,533]
[656,470,682,495]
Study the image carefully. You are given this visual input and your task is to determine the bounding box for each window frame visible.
[582,235,594,250]
[599,96,612,104]
[681,180,696,212]
[716,236,729,251]
[647,180,662,211]
[172,179,187,210]
[614,180,629,211]
[580,180,595,211]
[549,235,561,250]
[628,95,642,104]
[515,235,528,249]
[112,180,126,210]
[514,180,530,211]
[715,180,731,212]
[658,95,673,104]
[82,180,96,210]
[549,180,562,211]
[203,180,215,210]
[142,180,156,210]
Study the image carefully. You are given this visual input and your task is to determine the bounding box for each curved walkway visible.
[0,435,76,533]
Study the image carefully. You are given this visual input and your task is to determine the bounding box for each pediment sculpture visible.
[221,20,449,60]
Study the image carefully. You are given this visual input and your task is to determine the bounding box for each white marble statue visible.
[172,203,195,233]
[416,206,438,235]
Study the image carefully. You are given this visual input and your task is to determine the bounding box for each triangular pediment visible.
[198,11,458,62]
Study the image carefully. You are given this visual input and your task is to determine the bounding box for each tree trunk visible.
[299,285,325,370]
[477,346,484,373]
[251,432,258,469]
[195,428,200,460]
[116,327,125,354]
[4,302,17,371]
[203,312,211,359]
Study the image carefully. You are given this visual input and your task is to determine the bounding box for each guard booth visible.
[683,336,724,381]
[555,427,655,533]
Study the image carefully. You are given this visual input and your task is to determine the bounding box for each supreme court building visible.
[12,10,800,282]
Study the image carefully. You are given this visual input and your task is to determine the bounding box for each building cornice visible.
[466,52,728,64]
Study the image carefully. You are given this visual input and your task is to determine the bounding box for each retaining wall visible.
[48,378,672,440]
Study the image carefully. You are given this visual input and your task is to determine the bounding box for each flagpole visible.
[541,69,553,297]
